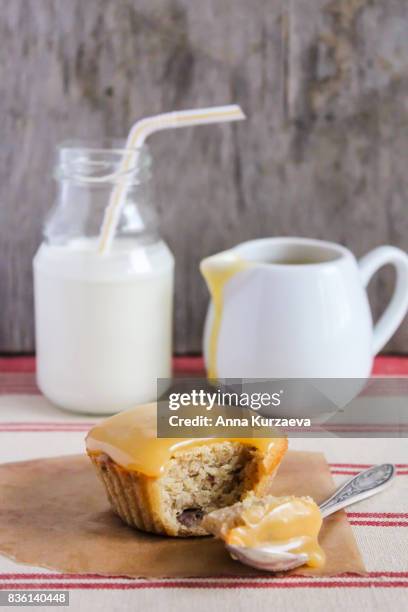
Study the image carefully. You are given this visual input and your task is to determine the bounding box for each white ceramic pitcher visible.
[201,237,408,380]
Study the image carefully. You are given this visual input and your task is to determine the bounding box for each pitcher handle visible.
[358,246,408,355]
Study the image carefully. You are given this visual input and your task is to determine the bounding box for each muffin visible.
[86,403,288,537]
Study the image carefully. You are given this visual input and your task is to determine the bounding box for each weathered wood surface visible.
[0,0,407,353]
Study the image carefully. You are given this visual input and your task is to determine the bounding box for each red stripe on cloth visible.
[1,428,408,444]
[4,423,405,431]
[0,424,407,430]
[0,428,91,432]
[331,470,408,476]
[0,356,407,400]
[0,580,407,590]
[0,427,406,431]
[349,520,408,527]
[3,423,401,429]
[173,356,206,375]
[330,463,408,468]
[0,389,40,395]
[0,358,36,373]
[1,355,408,375]
[0,422,97,426]
[372,356,408,376]
[348,512,408,518]
[367,572,408,577]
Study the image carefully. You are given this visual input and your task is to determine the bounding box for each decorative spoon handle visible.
[319,463,396,518]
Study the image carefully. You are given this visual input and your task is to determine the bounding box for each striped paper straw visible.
[98,105,246,254]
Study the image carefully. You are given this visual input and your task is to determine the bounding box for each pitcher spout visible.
[200,249,249,381]
[200,250,242,291]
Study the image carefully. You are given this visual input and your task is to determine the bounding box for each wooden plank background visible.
[0,0,407,354]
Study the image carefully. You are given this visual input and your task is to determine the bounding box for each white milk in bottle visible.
[33,142,174,414]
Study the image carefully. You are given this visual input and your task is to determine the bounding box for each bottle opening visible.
[44,140,157,245]
[56,140,151,186]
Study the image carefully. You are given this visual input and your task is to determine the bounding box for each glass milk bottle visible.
[33,141,174,414]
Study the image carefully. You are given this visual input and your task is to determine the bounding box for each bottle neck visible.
[45,143,159,246]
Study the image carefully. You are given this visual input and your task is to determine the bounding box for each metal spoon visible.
[226,463,396,572]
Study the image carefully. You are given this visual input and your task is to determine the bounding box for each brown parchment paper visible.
[0,451,365,577]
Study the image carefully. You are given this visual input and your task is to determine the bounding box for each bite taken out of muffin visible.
[86,403,288,537]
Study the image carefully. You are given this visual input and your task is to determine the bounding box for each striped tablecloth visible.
[0,356,407,612]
